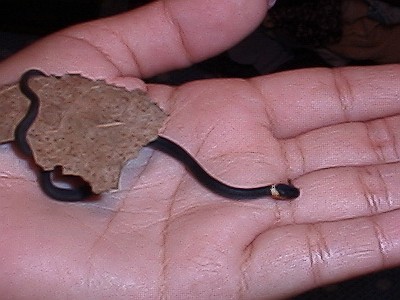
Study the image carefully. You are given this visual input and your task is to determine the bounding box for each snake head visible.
[270,183,300,200]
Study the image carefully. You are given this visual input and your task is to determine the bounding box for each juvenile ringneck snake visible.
[14,69,300,202]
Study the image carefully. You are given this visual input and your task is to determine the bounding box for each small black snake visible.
[14,69,300,202]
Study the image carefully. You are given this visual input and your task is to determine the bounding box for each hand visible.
[1,1,399,299]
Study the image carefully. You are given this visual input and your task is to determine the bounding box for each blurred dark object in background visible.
[0,0,100,35]
[229,0,400,76]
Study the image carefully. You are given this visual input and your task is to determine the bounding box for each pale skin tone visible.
[0,0,400,299]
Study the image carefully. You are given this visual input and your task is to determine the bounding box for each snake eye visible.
[270,183,300,200]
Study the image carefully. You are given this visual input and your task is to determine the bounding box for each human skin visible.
[0,0,400,299]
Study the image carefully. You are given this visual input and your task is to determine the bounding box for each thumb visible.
[0,0,268,84]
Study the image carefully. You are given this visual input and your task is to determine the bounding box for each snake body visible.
[14,69,300,202]
[15,69,93,201]
[148,136,300,200]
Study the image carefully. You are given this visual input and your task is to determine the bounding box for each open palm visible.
[1,1,399,299]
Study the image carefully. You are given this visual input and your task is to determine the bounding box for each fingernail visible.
[267,0,277,9]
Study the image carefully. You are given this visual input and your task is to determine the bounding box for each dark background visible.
[1,0,400,299]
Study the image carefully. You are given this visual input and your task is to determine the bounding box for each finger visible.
[273,110,400,223]
[0,0,268,84]
[245,209,400,298]
[250,64,400,138]
[287,162,400,223]
[282,113,400,175]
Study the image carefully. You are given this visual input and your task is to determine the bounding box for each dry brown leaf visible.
[0,74,167,194]
[0,83,30,143]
